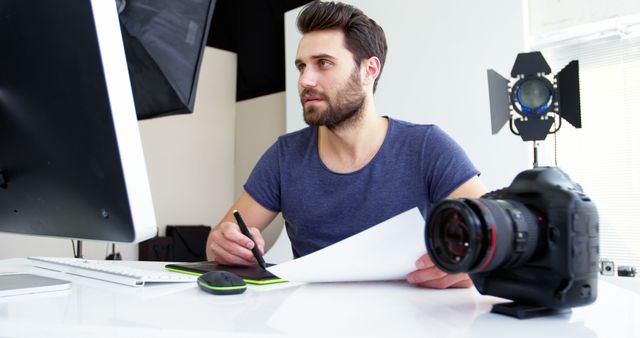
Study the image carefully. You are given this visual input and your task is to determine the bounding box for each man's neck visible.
[317,101,388,173]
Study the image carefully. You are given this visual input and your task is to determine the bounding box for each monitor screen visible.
[0,0,210,243]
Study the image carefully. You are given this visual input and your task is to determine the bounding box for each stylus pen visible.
[232,209,268,270]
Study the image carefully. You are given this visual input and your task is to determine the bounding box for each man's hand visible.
[206,221,266,266]
[406,254,473,289]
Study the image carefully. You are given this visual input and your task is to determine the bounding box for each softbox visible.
[118,0,216,120]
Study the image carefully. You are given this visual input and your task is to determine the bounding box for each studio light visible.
[487,51,582,143]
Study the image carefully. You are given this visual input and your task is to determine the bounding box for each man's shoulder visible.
[275,126,315,149]
[388,117,442,138]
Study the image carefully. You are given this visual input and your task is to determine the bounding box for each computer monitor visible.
[0,0,158,244]
[1,0,214,252]
[1,0,215,294]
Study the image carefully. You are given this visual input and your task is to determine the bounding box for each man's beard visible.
[301,68,366,130]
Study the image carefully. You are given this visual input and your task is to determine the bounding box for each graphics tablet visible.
[165,262,286,285]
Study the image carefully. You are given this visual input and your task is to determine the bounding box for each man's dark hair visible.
[297,1,388,92]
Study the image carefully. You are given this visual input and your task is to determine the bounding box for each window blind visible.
[531,20,640,268]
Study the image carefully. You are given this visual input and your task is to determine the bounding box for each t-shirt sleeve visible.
[423,125,480,202]
[243,141,282,212]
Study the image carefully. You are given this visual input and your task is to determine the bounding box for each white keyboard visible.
[28,257,197,287]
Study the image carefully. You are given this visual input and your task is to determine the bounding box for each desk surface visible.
[1,258,639,338]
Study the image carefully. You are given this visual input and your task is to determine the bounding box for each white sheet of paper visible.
[266,207,426,282]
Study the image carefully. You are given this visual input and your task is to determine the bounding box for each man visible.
[206,1,486,289]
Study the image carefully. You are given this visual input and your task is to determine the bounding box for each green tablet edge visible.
[165,267,287,285]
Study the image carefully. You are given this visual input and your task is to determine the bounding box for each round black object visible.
[426,198,540,274]
[197,271,247,295]
[510,76,554,116]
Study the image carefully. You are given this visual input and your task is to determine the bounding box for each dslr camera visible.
[425,167,599,318]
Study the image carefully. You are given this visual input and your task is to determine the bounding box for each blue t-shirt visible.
[244,118,479,258]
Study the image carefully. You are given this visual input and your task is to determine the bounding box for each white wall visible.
[0,47,237,260]
[138,48,237,234]
[286,0,529,190]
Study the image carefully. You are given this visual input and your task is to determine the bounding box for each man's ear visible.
[362,56,381,86]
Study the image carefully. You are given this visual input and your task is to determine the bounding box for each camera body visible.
[426,167,599,312]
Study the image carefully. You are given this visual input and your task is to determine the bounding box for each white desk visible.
[0,258,639,338]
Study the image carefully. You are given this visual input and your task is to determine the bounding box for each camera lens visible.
[427,203,477,271]
[441,210,470,259]
[426,198,540,274]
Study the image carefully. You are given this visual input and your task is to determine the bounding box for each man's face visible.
[295,29,366,129]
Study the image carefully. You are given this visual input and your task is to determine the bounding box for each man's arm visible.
[446,175,486,199]
[407,175,487,288]
[206,192,278,266]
